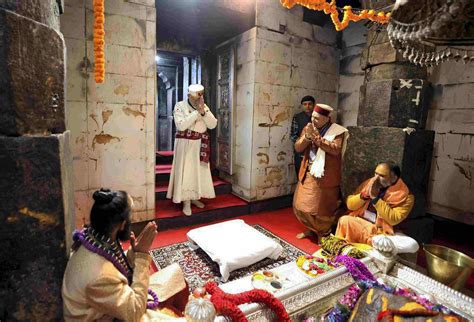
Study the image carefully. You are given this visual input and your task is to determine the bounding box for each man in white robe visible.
[167,84,218,216]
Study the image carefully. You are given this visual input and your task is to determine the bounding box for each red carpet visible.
[156,194,248,218]
[150,208,319,256]
[155,177,229,193]
[150,207,473,290]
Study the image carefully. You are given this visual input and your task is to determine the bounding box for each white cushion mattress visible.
[187,219,283,281]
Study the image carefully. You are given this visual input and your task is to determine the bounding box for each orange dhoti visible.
[335,215,378,245]
[293,174,339,236]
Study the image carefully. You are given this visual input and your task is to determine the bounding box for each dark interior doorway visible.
[156,51,201,151]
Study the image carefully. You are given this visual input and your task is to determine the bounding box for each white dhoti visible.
[166,101,217,203]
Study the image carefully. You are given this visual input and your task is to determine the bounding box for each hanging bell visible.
[462,53,470,64]
[446,48,453,59]
[403,47,410,59]
[453,51,462,62]
[408,48,415,61]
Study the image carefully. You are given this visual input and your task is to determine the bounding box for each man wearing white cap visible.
[167,84,218,216]
[293,104,348,243]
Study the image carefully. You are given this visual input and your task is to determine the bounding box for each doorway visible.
[156,51,201,152]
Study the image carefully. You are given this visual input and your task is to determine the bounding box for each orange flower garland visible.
[93,0,105,83]
[280,0,391,31]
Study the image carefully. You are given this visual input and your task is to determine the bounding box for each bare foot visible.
[191,200,205,209]
[296,230,313,239]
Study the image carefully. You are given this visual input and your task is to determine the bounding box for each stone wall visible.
[232,0,339,201]
[336,21,473,223]
[426,62,474,224]
[61,0,157,225]
[0,1,71,319]
[337,22,366,127]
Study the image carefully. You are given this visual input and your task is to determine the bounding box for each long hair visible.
[90,188,131,236]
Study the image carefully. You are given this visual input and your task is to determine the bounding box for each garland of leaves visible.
[93,0,105,83]
[280,0,391,31]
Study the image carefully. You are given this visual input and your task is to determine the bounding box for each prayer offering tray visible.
[216,256,474,321]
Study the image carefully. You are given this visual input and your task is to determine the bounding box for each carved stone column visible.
[0,1,73,320]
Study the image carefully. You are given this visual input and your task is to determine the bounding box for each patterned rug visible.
[150,225,308,290]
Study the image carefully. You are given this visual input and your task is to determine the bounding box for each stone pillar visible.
[342,1,435,243]
[0,1,73,320]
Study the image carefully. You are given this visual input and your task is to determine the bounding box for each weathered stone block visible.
[366,28,390,46]
[358,79,432,128]
[340,53,364,75]
[0,0,61,30]
[255,61,291,86]
[0,133,73,321]
[341,21,367,48]
[0,9,65,135]
[342,126,435,220]
[257,39,291,66]
[365,63,427,82]
[361,42,402,69]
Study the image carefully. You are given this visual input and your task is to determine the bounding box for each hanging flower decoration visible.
[280,0,391,31]
[93,0,105,83]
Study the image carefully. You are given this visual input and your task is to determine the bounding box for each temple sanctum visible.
[0,0,473,321]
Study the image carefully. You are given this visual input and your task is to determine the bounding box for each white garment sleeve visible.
[201,104,217,129]
[174,103,199,131]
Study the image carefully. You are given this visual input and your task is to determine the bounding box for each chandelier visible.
[387,0,474,66]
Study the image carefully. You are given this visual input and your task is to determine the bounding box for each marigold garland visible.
[280,0,391,31]
[93,0,105,83]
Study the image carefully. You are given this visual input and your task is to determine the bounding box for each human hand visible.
[368,177,382,199]
[133,221,158,253]
[197,96,206,114]
[304,124,315,140]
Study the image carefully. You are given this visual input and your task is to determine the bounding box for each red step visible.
[155,176,229,193]
[156,164,172,174]
[155,177,232,200]
[155,193,248,219]
[157,151,173,157]
[156,151,173,165]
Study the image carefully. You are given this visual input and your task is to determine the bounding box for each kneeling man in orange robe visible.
[335,162,414,245]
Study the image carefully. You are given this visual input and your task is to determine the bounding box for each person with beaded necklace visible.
[62,188,188,321]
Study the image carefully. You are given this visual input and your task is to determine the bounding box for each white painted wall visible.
[61,0,156,226]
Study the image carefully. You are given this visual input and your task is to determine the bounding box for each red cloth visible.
[175,130,210,163]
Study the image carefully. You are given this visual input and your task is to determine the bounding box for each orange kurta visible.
[293,123,345,236]
[335,178,415,245]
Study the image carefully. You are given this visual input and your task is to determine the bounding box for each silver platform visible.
[215,256,474,321]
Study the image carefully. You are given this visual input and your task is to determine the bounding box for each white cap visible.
[188,84,204,95]
[313,103,333,116]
